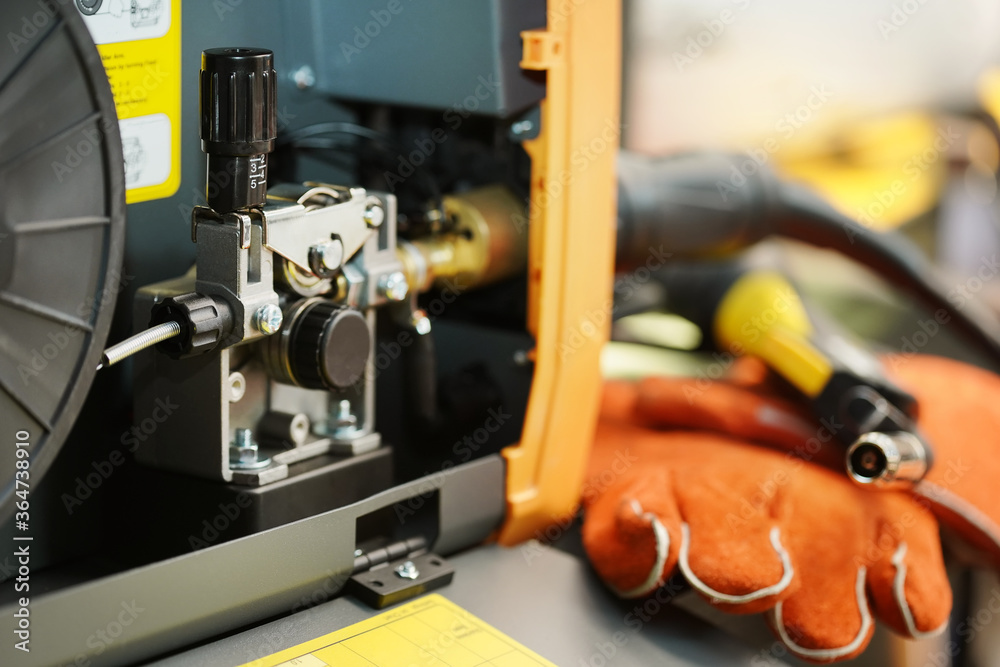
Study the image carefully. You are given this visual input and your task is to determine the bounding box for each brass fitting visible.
[397,185,528,294]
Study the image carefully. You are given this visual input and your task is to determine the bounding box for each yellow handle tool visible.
[670,265,931,486]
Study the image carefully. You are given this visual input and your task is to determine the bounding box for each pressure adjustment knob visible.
[200,47,277,213]
[264,299,372,391]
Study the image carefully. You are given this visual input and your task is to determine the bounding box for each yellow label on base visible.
[241,594,557,667]
[78,0,182,203]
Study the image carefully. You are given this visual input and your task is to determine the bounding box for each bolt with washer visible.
[311,239,345,275]
[379,272,409,302]
[253,304,284,335]
[395,560,420,580]
[332,399,358,436]
[230,428,271,469]
[364,198,386,228]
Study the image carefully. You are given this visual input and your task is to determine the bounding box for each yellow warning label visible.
[241,594,557,667]
[79,0,182,204]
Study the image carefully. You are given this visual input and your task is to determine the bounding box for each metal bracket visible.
[262,184,374,274]
[226,210,253,250]
[348,552,454,609]
[348,538,454,609]
[190,205,221,243]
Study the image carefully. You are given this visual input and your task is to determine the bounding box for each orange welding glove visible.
[632,354,1000,570]
[581,357,982,662]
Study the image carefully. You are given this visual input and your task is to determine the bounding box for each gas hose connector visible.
[846,431,930,488]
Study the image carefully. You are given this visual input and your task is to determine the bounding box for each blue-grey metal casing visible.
[281,0,546,116]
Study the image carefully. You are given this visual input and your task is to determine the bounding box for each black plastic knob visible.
[149,292,234,359]
[288,302,371,390]
[200,47,277,212]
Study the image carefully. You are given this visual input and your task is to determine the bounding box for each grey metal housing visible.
[280,0,547,116]
[0,456,505,667]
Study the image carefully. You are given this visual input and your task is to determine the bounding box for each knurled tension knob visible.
[96,293,235,369]
[200,47,277,213]
[264,300,372,390]
[149,293,234,359]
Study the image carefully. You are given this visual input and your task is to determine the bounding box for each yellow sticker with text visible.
[78,0,182,204]
[240,594,557,667]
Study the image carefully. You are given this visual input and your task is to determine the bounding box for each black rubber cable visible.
[615,151,1000,367]
[278,122,447,223]
[775,183,1000,365]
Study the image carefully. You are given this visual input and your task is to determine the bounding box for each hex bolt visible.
[363,198,386,228]
[395,560,419,580]
[310,239,345,274]
[253,304,284,335]
[334,399,357,430]
[379,271,409,302]
[230,428,270,469]
[235,428,254,449]
[231,428,258,464]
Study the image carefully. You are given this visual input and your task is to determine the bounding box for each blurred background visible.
[613,1,1000,665]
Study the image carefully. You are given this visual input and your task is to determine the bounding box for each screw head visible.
[253,304,284,335]
[379,272,409,302]
[395,560,419,580]
[512,120,534,136]
[363,198,386,228]
[334,399,358,430]
[292,65,316,90]
[412,311,431,335]
[313,239,345,274]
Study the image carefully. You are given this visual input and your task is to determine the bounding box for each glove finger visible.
[582,468,681,598]
[635,376,842,468]
[599,380,639,423]
[915,481,1000,567]
[587,410,677,504]
[724,355,772,388]
[765,468,876,663]
[865,493,951,639]
[886,355,1000,567]
[672,437,798,614]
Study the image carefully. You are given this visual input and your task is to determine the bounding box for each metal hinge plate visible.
[348,549,454,609]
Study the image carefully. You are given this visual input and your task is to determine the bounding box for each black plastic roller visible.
[0,0,126,524]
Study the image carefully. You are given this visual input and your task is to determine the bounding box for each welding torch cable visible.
[774,182,1000,365]
[615,151,1000,368]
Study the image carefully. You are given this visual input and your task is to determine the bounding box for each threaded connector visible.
[149,292,234,359]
